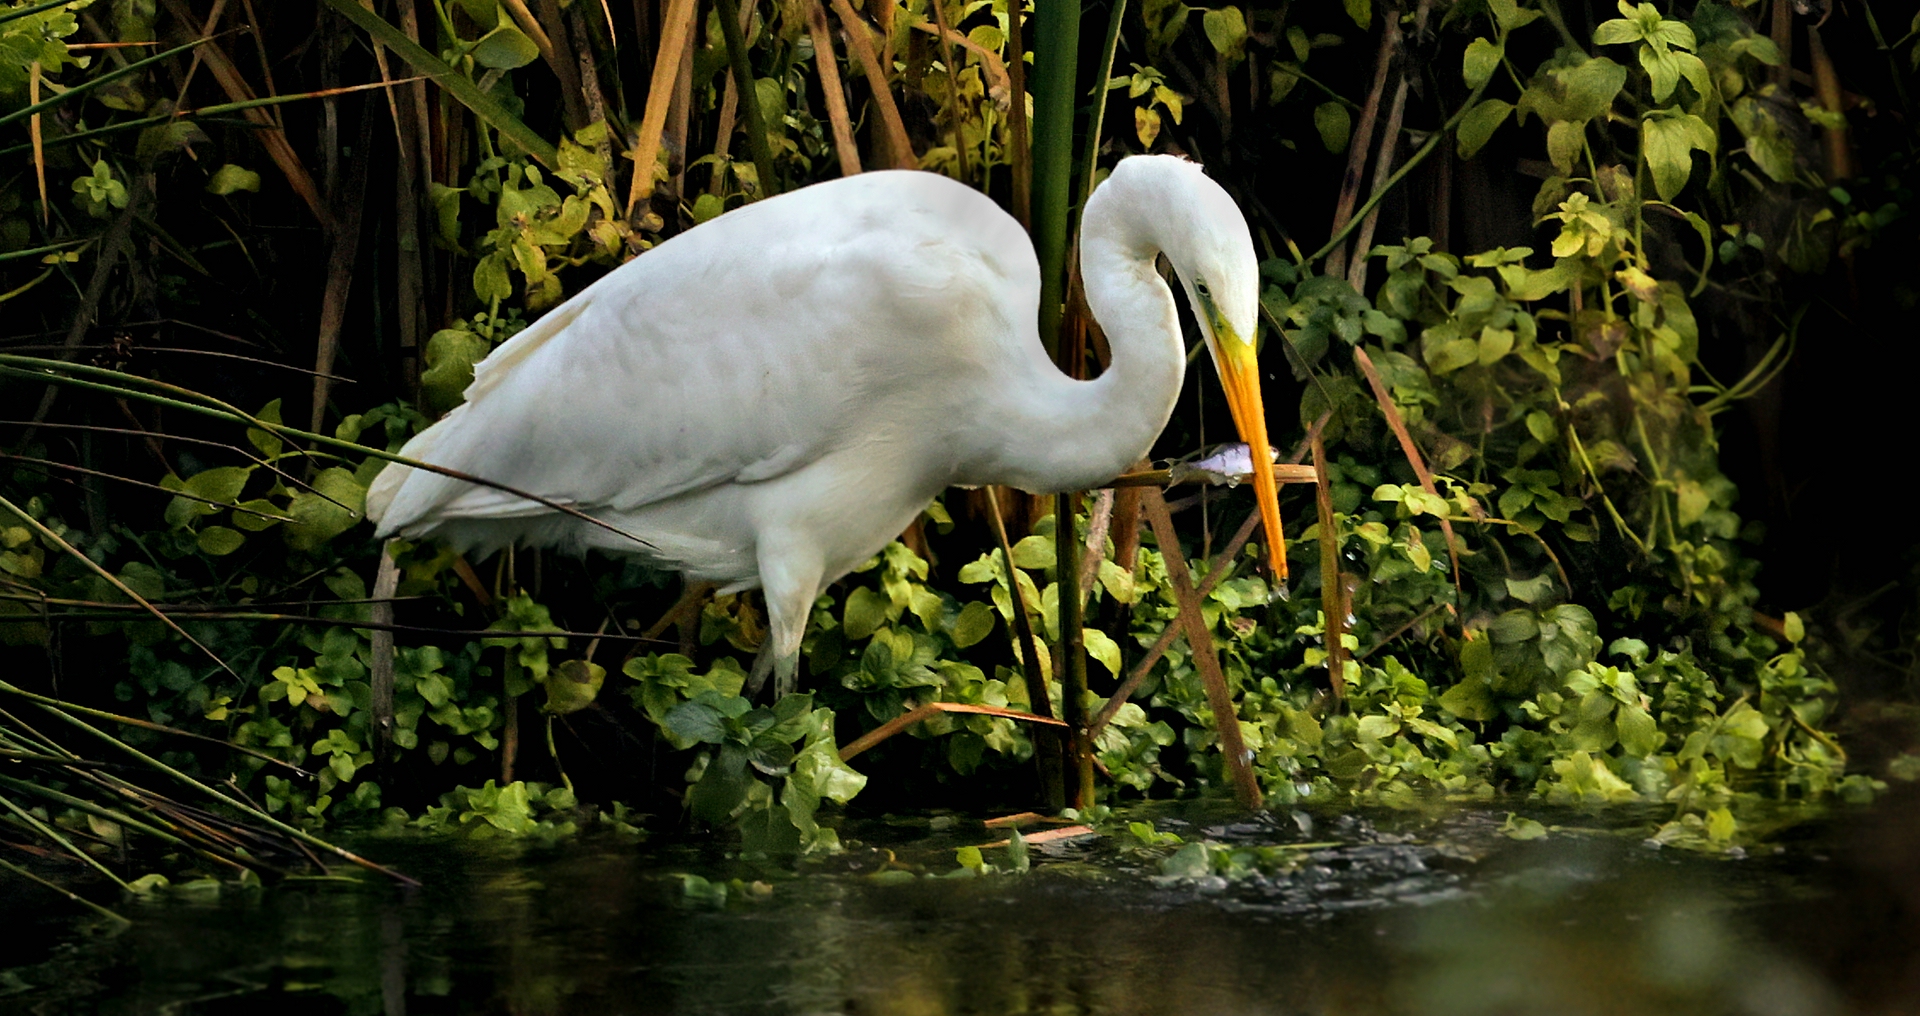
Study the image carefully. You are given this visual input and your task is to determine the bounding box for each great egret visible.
[366,154,1282,694]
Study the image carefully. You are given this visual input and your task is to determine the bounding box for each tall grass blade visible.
[319,0,559,167]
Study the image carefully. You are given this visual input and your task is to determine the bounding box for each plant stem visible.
[1054,493,1092,809]
[1309,75,1489,266]
[1031,0,1080,356]
[986,487,1063,810]
[713,0,782,195]
[1078,0,1128,209]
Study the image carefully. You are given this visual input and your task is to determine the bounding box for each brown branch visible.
[1005,0,1029,226]
[1352,345,1462,609]
[160,0,325,224]
[625,0,699,211]
[1322,13,1399,281]
[826,0,916,168]
[839,701,1065,761]
[367,542,399,763]
[1141,489,1262,809]
[1310,430,1348,697]
[807,0,862,177]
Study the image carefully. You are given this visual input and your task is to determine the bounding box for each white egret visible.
[366,154,1283,694]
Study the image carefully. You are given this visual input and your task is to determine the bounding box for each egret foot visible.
[746,645,800,699]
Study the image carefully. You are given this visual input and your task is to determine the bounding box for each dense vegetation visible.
[2,0,1916,896]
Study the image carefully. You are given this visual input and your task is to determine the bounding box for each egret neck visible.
[976,158,1286,580]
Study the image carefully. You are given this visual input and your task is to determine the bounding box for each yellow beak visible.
[1206,312,1288,584]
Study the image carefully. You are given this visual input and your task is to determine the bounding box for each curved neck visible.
[970,185,1188,494]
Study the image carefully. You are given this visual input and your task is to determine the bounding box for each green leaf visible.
[1201,6,1247,59]
[1525,409,1557,443]
[1643,113,1714,201]
[205,163,261,195]
[1341,0,1370,31]
[1438,675,1496,722]
[184,466,251,505]
[1521,56,1627,124]
[1505,574,1556,604]
[1010,534,1054,570]
[1462,37,1500,89]
[1477,326,1515,365]
[1456,99,1513,159]
[1546,119,1586,174]
[1489,609,1538,643]
[1616,703,1660,757]
[473,22,540,69]
[543,659,605,715]
[1083,627,1122,677]
[689,743,754,822]
[284,468,367,552]
[1421,332,1480,375]
[949,600,996,648]
[664,700,728,746]
[1313,101,1351,154]
[195,526,245,556]
[420,326,493,411]
[1592,19,1640,46]
[842,586,889,641]
[230,499,282,532]
[1486,0,1542,32]
[1783,612,1804,644]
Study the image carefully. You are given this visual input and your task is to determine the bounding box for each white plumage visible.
[366,155,1281,694]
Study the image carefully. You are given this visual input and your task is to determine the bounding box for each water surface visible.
[5,793,1917,1015]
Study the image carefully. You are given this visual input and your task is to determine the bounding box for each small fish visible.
[1168,442,1280,487]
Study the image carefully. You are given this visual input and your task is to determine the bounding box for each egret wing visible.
[368,172,1033,538]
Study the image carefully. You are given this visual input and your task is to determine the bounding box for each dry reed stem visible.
[927,0,969,181]
[160,0,325,224]
[625,0,699,211]
[368,542,400,762]
[531,0,589,130]
[1351,346,1462,608]
[1808,26,1852,180]
[1141,488,1262,809]
[838,701,1066,761]
[1310,429,1348,697]
[308,109,372,432]
[1322,12,1399,281]
[169,0,230,111]
[363,1,426,392]
[1005,0,1029,226]
[500,0,558,64]
[826,0,916,168]
[975,824,1095,848]
[1086,508,1260,739]
[807,0,862,176]
[908,21,1011,103]
[28,61,44,226]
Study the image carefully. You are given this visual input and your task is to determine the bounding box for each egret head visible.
[1117,157,1285,583]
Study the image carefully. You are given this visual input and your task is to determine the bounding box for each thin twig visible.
[1141,489,1262,810]
[0,455,296,522]
[0,493,241,681]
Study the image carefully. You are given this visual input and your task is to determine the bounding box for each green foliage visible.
[2,0,1908,886]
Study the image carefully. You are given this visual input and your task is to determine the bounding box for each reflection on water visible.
[2,796,1915,1015]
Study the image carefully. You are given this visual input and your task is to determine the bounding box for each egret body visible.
[366,155,1282,693]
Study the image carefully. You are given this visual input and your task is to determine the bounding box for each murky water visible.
[4,791,1918,1015]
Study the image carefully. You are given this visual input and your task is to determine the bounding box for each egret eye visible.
[1195,280,1212,299]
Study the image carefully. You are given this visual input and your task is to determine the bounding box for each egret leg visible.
[746,635,803,698]
[744,537,822,700]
